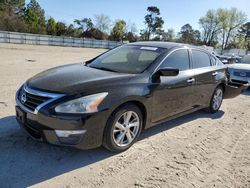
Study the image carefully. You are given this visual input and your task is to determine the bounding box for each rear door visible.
[191,49,224,107]
[152,49,195,122]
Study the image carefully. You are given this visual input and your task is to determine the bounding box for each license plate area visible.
[16,106,26,124]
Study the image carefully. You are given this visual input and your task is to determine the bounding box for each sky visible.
[30,0,250,34]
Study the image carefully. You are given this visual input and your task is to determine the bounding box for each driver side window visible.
[161,49,190,71]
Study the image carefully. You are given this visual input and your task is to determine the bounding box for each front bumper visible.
[15,105,109,149]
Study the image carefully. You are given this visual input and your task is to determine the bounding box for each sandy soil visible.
[0,43,249,188]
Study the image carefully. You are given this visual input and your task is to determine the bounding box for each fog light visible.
[55,130,86,138]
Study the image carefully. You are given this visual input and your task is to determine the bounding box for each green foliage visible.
[0,0,26,32]
[25,0,46,34]
[46,17,56,35]
[178,24,201,45]
[84,28,108,40]
[111,20,126,41]
[56,22,67,36]
[74,18,93,33]
[144,6,164,40]
[164,29,175,41]
[199,8,247,50]
[139,29,149,41]
[238,22,250,51]
[199,9,221,46]
[125,32,137,42]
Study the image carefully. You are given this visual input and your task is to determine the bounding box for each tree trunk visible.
[225,28,232,49]
[147,28,150,40]
[221,31,226,54]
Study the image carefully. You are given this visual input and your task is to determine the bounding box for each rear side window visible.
[192,50,211,68]
[211,56,224,66]
[161,49,190,71]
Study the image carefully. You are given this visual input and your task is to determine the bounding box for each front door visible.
[152,49,195,123]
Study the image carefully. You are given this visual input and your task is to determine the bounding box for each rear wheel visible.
[103,104,143,152]
[208,86,224,113]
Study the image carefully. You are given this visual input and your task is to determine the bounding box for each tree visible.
[239,22,250,51]
[46,17,56,35]
[74,18,93,33]
[84,28,108,40]
[223,8,247,50]
[125,21,138,42]
[144,6,164,40]
[199,8,247,49]
[199,9,221,46]
[111,19,126,41]
[0,0,25,14]
[56,21,67,36]
[66,24,77,37]
[125,32,137,42]
[0,0,26,32]
[126,21,137,35]
[139,29,149,41]
[217,8,229,51]
[25,0,46,34]
[178,24,201,45]
[164,28,175,41]
[94,14,111,34]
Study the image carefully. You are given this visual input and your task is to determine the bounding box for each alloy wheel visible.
[112,111,140,147]
[212,88,223,111]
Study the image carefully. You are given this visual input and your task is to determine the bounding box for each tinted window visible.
[211,56,224,66]
[161,49,190,71]
[192,50,211,68]
[211,56,217,66]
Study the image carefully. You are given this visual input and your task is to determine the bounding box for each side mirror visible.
[157,67,179,77]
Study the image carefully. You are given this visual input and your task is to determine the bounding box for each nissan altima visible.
[15,42,246,152]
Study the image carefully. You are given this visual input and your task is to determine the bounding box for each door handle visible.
[212,72,218,76]
[187,78,195,83]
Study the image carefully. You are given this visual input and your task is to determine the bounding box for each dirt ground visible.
[0,43,249,188]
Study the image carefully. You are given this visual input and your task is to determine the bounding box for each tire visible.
[207,86,224,113]
[103,103,143,152]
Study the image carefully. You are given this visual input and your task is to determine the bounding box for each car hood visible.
[228,63,250,71]
[27,63,133,94]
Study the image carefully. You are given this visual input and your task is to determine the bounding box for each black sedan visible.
[15,42,246,152]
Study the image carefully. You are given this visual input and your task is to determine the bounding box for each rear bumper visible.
[15,105,109,149]
[224,82,249,99]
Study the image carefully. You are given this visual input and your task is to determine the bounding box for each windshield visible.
[88,45,166,74]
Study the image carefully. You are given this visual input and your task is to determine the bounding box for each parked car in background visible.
[216,54,242,65]
[227,54,250,85]
[15,42,248,152]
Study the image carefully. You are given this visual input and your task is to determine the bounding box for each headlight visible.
[55,92,108,114]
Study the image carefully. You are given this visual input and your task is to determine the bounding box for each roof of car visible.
[126,41,210,52]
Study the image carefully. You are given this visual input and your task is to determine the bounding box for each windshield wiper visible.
[89,66,118,73]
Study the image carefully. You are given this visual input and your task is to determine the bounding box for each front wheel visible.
[208,86,224,113]
[103,104,143,152]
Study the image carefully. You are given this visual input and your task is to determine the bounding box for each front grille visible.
[18,87,51,112]
[233,71,250,77]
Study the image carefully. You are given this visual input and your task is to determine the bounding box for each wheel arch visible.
[109,100,148,130]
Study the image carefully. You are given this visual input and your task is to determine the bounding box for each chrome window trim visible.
[16,85,65,114]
